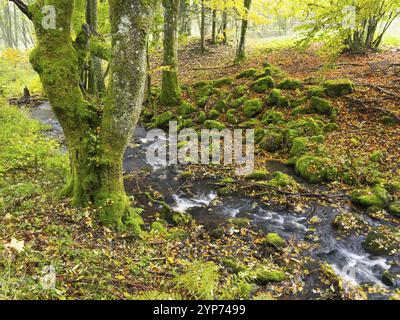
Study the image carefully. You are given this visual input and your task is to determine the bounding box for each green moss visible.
[231,96,247,109]
[180,171,194,179]
[197,111,206,124]
[233,85,247,98]
[222,259,246,274]
[197,96,209,107]
[236,68,258,79]
[267,171,298,190]
[243,99,263,118]
[252,76,275,93]
[204,120,225,130]
[226,109,238,124]
[151,221,167,234]
[332,213,370,236]
[370,150,384,162]
[310,97,333,115]
[245,170,269,180]
[208,109,220,120]
[289,136,323,158]
[227,218,251,228]
[193,80,213,88]
[178,101,197,116]
[254,127,266,144]
[259,129,284,152]
[277,78,302,90]
[263,233,286,248]
[291,106,310,116]
[307,86,326,97]
[324,79,355,97]
[351,186,391,209]
[286,117,324,140]
[324,123,340,133]
[153,111,174,128]
[295,156,336,183]
[363,226,400,256]
[267,89,290,107]
[213,77,233,87]
[262,110,286,125]
[254,269,286,284]
[389,202,400,217]
[215,100,227,113]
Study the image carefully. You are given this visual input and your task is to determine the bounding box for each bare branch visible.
[9,0,32,20]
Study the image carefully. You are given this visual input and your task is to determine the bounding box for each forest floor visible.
[1,40,399,300]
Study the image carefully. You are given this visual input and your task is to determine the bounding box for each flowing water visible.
[31,102,399,298]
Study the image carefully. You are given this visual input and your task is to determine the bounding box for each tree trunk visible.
[200,0,206,52]
[235,0,251,64]
[211,9,217,44]
[160,0,181,106]
[24,0,158,229]
[222,10,228,45]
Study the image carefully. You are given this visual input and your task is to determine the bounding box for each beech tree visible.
[9,0,158,229]
[160,0,181,106]
[235,0,251,64]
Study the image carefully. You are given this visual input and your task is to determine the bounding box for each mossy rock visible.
[209,227,225,239]
[382,271,400,287]
[267,89,290,107]
[286,117,324,140]
[226,109,238,124]
[259,129,284,152]
[310,97,333,115]
[213,77,233,87]
[222,259,247,274]
[227,218,251,228]
[291,106,311,116]
[370,150,384,162]
[307,86,326,97]
[351,186,391,209]
[197,111,206,124]
[277,78,303,90]
[332,213,370,236]
[172,212,192,226]
[153,111,174,128]
[389,201,400,217]
[267,171,298,190]
[204,120,226,130]
[151,221,168,234]
[324,123,340,133]
[323,79,355,97]
[178,119,193,130]
[233,85,247,99]
[236,68,258,79]
[289,136,323,158]
[295,156,336,183]
[231,96,248,109]
[252,76,275,93]
[167,229,190,241]
[363,226,400,256]
[263,232,286,248]
[193,80,213,88]
[215,100,228,113]
[253,127,265,145]
[217,186,234,197]
[262,110,286,125]
[385,180,400,194]
[290,97,308,108]
[197,96,209,107]
[178,101,197,116]
[245,170,269,181]
[254,269,286,284]
[208,109,220,120]
[243,98,263,118]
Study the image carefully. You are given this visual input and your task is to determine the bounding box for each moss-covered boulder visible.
[310,97,333,115]
[236,68,258,79]
[243,99,263,118]
[363,226,400,256]
[291,106,310,116]
[197,96,209,107]
[226,109,238,124]
[233,85,247,99]
[263,232,286,248]
[208,109,220,120]
[254,127,266,144]
[286,117,324,140]
[351,186,391,209]
[252,76,275,93]
[153,111,174,128]
[178,101,197,116]
[197,111,206,124]
[277,78,303,90]
[204,120,226,130]
[267,171,298,190]
[214,77,233,88]
[332,213,370,236]
[324,123,340,133]
[262,110,286,125]
[289,136,324,158]
[228,218,251,228]
[267,89,290,107]
[222,259,246,274]
[259,129,284,152]
[295,156,336,183]
[214,100,227,113]
[323,79,356,97]
[231,96,247,109]
[307,86,326,98]
[245,170,269,180]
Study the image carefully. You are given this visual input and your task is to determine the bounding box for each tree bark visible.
[200,0,206,52]
[211,9,217,44]
[235,0,251,64]
[21,0,158,229]
[160,0,181,106]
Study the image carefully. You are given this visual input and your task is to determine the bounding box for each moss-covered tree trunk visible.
[15,0,158,229]
[235,0,251,65]
[160,0,181,106]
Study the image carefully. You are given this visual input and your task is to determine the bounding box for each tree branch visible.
[9,0,32,20]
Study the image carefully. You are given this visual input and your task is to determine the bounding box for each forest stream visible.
[31,101,399,299]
